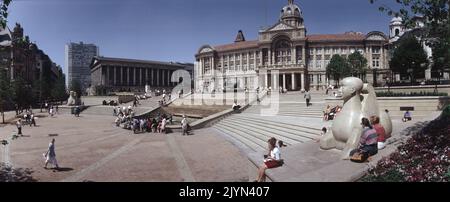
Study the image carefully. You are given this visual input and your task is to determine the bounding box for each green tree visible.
[11,76,33,110]
[347,51,368,77]
[326,54,351,86]
[69,79,82,99]
[51,74,67,101]
[370,0,449,75]
[0,67,11,123]
[0,0,12,28]
[389,36,428,82]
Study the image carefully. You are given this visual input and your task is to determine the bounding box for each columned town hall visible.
[90,56,193,93]
[195,0,390,92]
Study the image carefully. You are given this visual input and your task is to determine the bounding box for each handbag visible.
[350,151,368,163]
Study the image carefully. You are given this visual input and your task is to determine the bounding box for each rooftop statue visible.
[320,77,392,158]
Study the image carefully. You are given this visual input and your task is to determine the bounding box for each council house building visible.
[195,0,390,92]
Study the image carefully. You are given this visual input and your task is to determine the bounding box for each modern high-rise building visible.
[66,42,99,93]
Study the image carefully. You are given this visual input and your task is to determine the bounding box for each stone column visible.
[265,73,268,88]
[380,46,384,70]
[302,46,306,66]
[368,46,373,69]
[291,73,296,90]
[273,74,278,89]
[221,55,224,74]
[301,73,305,91]
[247,52,250,72]
[283,74,286,90]
[292,46,296,64]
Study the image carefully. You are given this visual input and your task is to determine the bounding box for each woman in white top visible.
[161,117,167,134]
[255,137,283,182]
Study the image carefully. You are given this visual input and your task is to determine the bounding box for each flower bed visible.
[361,106,450,182]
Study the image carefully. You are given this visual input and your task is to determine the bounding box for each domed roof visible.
[280,0,302,20]
[390,16,403,25]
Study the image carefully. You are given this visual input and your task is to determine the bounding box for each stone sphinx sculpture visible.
[320,77,392,158]
[67,91,80,106]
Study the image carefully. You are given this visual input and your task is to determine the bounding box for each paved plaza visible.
[0,113,248,182]
[0,90,442,182]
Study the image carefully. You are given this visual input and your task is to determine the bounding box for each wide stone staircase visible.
[213,91,329,153]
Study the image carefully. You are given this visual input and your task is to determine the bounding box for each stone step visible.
[213,124,265,152]
[220,119,312,144]
[232,114,322,134]
[244,108,324,114]
[242,111,323,118]
[215,122,270,148]
[224,116,320,139]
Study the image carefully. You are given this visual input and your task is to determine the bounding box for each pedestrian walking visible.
[16,119,23,136]
[304,90,311,107]
[44,138,59,169]
[181,115,188,136]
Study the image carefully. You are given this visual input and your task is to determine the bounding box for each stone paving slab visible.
[0,113,248,182]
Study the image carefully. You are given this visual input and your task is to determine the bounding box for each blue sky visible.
[7,0,399,77]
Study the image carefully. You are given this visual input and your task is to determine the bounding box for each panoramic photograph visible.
[0,0,449,187]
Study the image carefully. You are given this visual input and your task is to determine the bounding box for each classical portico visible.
[90,56,193,92]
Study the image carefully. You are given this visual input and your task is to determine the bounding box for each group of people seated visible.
[103,100,118,106]
[114,106,135,124]
[115,110,173,134]
[323,105,342,121]
[232,102,242,111]
[349,115,391,162]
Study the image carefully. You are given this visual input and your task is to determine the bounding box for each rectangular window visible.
[317,48,322,55]
[372,47,381,54]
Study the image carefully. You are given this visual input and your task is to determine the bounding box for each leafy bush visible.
[376,91,448,97]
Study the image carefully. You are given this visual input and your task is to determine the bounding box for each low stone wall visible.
[326,96,450,118]
[80,96,119,106]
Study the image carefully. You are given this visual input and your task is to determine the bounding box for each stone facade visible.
[195,0,390,92]
[0,23,63,85]
[90,56,193,92]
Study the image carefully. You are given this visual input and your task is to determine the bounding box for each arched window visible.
[274,39,291,64]
[395,29,400,36]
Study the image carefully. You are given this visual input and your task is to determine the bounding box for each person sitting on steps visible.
[403,110,412,122]
[255,137,284,182]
